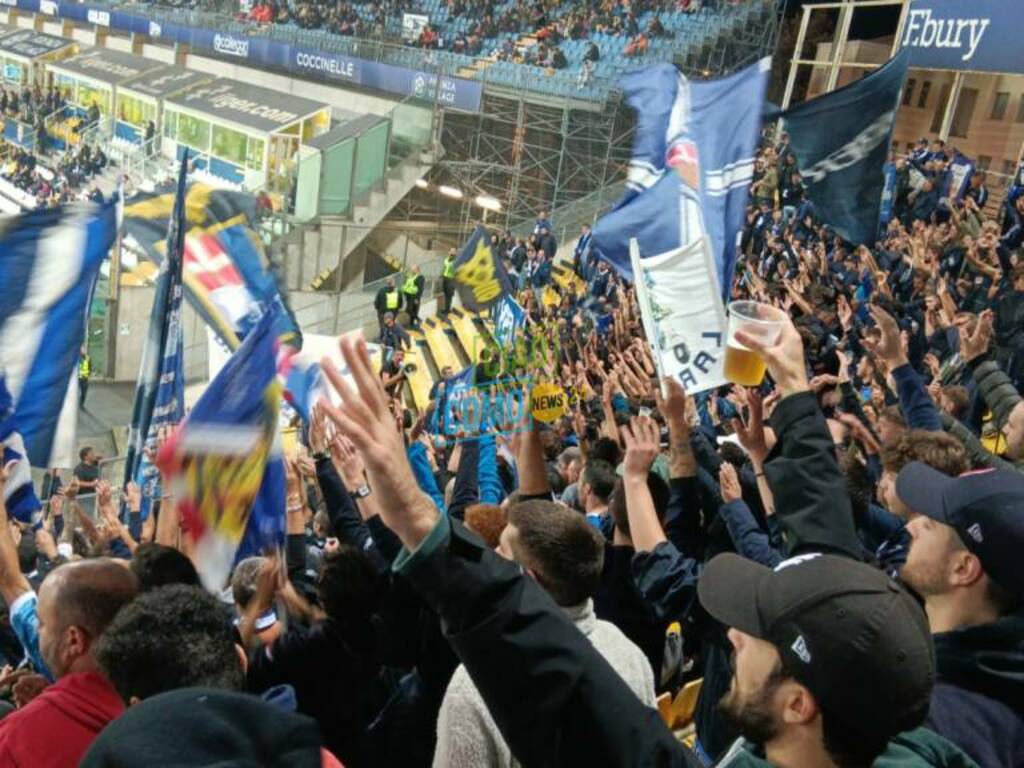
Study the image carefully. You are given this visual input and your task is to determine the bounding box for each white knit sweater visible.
[432,599,657,768]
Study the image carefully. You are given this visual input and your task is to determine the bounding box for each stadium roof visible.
[0,27,75,60]
[165,78,329,134]
[121,66,213,100]
[49,48,163,86]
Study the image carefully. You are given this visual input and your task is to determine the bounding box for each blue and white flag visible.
[123,154,188,520]
[492,294,526,350]
[0,378,42,524]
[879,160,898,233]
[591,61,768,393]
[0,199,117,468]
[591,59,770,293]
[782,50,909,245]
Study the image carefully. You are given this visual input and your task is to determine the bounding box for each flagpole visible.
[629,238,667,395]
[106,176,125,379]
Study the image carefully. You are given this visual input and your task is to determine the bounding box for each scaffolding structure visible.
[404,0,783,236]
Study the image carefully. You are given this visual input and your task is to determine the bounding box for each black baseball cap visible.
[699,553,933,739]
[896,463,1024,598]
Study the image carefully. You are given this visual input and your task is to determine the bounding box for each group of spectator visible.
[1,113,1023,768]
[0,140,108,209]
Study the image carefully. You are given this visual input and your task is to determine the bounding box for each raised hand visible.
[731,389,770,467]
[321,336,438,550]
[329,434,366,488]
[734,314,809,398]
[863,305,907,369]
[719,462,742,504]
[125,482,141,513]
[959,310,993,363]
[620,415,660,479]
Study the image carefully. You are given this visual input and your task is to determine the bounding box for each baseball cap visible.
[699,553,933,738]
[895,463,1024,597]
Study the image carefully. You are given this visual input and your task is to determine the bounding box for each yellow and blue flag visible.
[453,225,512,312]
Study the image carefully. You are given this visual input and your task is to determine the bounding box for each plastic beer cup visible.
[724,301,786,386]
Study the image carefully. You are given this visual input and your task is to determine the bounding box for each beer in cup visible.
[724,301,786,386]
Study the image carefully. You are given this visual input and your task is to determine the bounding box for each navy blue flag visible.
[453,225,513,312]
[782,50,909,245]
[0,199,117,467]
[591,59,770,294]
[123,154,188,520]
[941,150,976,207]
[879,160,898,234]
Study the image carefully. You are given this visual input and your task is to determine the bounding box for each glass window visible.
[950,88,977,138]
[176,113,211,151]
[1016,96,1024,123]
[55,74,76,103]
[977,155,991,171]
[163,109,178,139]
[246,137,265,171]
[902,78,916,106]
[211,124,248,166]
[2,58,24,85]
[77,82,111,113]
[117,93,156,128]
[990,92,1009,120]
[930,83,950,133]
[1003,160,1016,177]
[917,81,931,109]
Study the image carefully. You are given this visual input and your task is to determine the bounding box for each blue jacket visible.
[892,363,944,431]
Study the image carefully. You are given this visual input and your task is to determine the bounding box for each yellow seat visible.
[448,308,490,364]
[401,342,435,412]
[421,318,462,373]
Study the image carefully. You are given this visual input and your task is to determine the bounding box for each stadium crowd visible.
[0,119,1022,768]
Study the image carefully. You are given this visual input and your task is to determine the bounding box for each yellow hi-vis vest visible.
[79,355,91,379]
[402,274,420,295]
[385,290,400,309]
[442,258,456,279]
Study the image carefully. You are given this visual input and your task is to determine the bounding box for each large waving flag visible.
[591,61,769,394]
[453,225,513,312]
[591,59,770,292]
[122,155,188,520]
[782,50,908,245]
[123,183,300,351]
[0,199,118,467]
[0,378,42,524]
[157,309,285,591]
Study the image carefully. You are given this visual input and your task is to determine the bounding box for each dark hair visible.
[581,459,616,503]
[939,386,969,420]
[839,453,872,523]
[879,405,907,429]
[50,559,138,640]
[718,443,748,470]
[607,472,669,540]
[506,500,604,606]
[819,699,893,768]
[79,446,93,461]
[880,429,969,477]
[96,584,243,703]
[130,543,200,592]
[589,437,622,466]
[230,557,264,610]
[317,544,381,621]
[17,535,37,575]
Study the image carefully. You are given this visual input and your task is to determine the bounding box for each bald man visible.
[0,554,137,768]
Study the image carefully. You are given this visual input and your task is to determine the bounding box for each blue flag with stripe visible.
[591,60,770,294]
[0,377,42,524]
[123,154,188,520]
[0,199,117,468]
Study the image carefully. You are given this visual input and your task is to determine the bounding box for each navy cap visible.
[896,463,1024,598]
[698,553,933,742]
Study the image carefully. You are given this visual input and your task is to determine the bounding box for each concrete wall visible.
[113,286,211,384]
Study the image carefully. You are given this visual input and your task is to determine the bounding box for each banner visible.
[900,1,1021,75]
[783,50,908,246]
[402,13,429,42]
[591,59,769,295]
[492,294,526,350]
[630,238,726,394]
[158,310,285,591]
[453,225,513,313]
[942,151,976,207]
[123,155,187,521]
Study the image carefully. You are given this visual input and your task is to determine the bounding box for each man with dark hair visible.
[129,542,200,592]
[895,464,1024,766]
[580,458,616,531]
[96,584,244,704]
[434,500,654,766]
[244,546,385,766]
[0,553,138,766]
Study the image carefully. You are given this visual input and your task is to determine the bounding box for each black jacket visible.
[396,517,703,767]
[926,615,1024,768]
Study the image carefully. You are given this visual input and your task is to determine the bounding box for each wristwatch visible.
[350,484,371,499]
